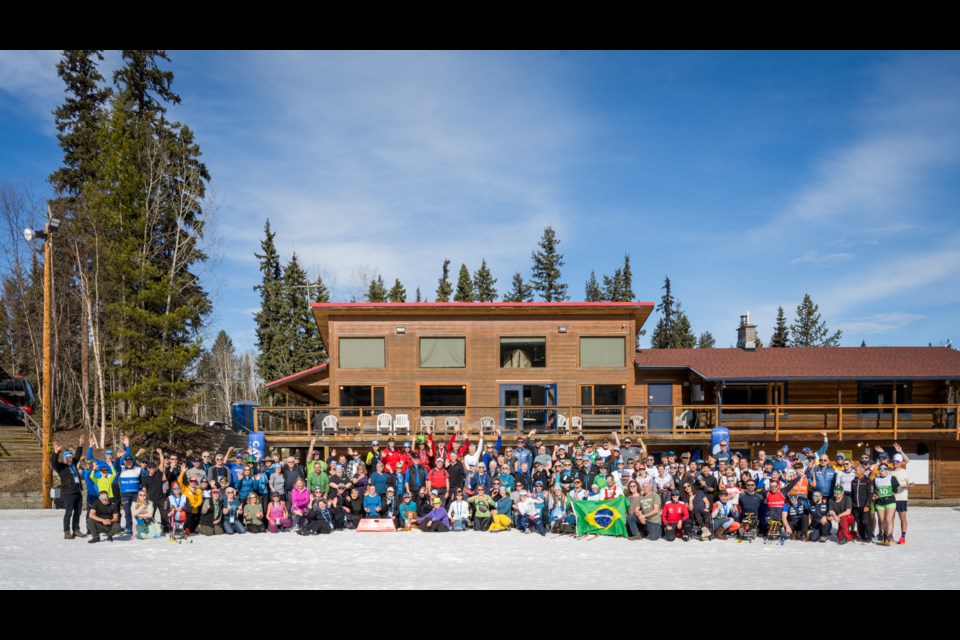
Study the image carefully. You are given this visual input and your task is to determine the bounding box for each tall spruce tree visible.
[585,271,603,302]
[254,220,284,383]
[473,259,498,302]
[650,277,696,348]
[366,275,387,302]
[454,263,474,302]
[790,294,842,347]
[502,272,534,302]
[770,306,790,347]
[91,50,210,434]
[278,254,320,374]
[435,259,453,302]
[530,226,568,301]
[619,254,635,301]
[388,278,407,302]
[415,287,422,303]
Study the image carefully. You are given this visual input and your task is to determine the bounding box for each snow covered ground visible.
[2,507,959,589]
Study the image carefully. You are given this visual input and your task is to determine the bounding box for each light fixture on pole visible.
[22,208,59,509]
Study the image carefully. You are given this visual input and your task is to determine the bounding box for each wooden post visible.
[620,406,625,439]
[306,409,312,437]
[41,224,52,509]
[285,394,290,432]
[838,406,843,441]
[253,408,259,432]
[892,385,898,440]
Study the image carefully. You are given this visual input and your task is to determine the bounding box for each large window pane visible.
[339,338,385,369]
[420,386,466,416]
[500,337,546,368]
[340,386,372,406]
[420,337,466,368]
[580,337,625,368]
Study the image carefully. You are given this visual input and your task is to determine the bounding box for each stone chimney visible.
[737,312,757,351]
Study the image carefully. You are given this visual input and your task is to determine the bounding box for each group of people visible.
[50,427,912,545]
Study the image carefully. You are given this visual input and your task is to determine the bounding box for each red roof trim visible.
[265,363,328,389]
[311,301,654,309]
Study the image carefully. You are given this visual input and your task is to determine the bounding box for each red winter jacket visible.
[662,501,690,526]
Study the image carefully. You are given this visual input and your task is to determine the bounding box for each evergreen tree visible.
[585,271,603,302]
[602,269,622,301]
[530,226,568,301]
[91,50,211,434]
[861,339,867,347]
[502,272,534,302]
[473,259,498,302]
[697,331,716,349]
[789,294,842,347]
[650,277,695,348]
[254,220,284,383]
[650,277,676,349]
[388,278,407,303]
[454,263,475,302]
[770,306,790,347]
[601,255,636,302]
[415,287,422,303]
[435,259,452,302]
[313,274,330,303]
[366,275,387,302]
[278,254,322,374]
[619,254,635,301]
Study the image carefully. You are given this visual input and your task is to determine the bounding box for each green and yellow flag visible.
[572,496,628,537]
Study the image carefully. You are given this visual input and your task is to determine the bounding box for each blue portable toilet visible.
[232,401,259,433]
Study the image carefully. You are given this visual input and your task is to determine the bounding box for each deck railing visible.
[252,403,960,441]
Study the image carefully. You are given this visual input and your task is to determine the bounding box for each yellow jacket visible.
[178,470,204,512]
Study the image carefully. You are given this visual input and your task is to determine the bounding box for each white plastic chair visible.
[320,414,338,435]
[630,414,647,433]
[479,416,496,434]
[394,413,411,436]
[570,416,583,435]
[376,413,393,436]
[419,416,435,433]
[444,416,460,433]
[556,414,569,433]
[675,410,693,431]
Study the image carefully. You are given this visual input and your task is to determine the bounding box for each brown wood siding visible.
[328,312,637,410]
[936,443,960,499]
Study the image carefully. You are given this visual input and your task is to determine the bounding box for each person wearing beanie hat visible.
[87,490,122,543]
[52,434,87,539]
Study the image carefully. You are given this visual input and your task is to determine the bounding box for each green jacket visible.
[93,468,117,498]
[307,469,329,495]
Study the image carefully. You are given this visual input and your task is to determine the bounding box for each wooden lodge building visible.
[261,302,960,500]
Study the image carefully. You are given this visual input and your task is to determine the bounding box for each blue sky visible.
[1,51,958,353]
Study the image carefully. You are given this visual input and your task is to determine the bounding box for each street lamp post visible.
[23,207,60,509]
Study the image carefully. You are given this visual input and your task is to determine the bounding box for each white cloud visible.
[0,50,61,110]
[838,313,926,335]
[203,52,589,300]
[791,250,855,265]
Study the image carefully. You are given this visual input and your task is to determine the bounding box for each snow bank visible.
[2,507,958,589]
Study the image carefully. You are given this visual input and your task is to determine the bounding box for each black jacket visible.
[51,452,82,495]
[143,469,166,504]
[851,476,873,509]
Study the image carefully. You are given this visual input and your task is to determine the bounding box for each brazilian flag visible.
[572,497,628,537]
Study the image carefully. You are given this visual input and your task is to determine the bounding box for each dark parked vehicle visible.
[0,367,36,417]
[0,396,24,426]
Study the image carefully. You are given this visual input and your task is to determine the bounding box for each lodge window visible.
[339,385,385,416]
[500,337,546,368]
[420,385,467,416]
[579,336,625,368]
[580,384,626,415]
[722,384,768,406]
[858,381,912,416]
[420,337,466,368]
[339,338,385,369]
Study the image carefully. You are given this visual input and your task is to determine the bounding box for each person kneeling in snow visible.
[710,491,740,540]
[87,490,122,543]
[514,489,546,536]
[416,497,451,532]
